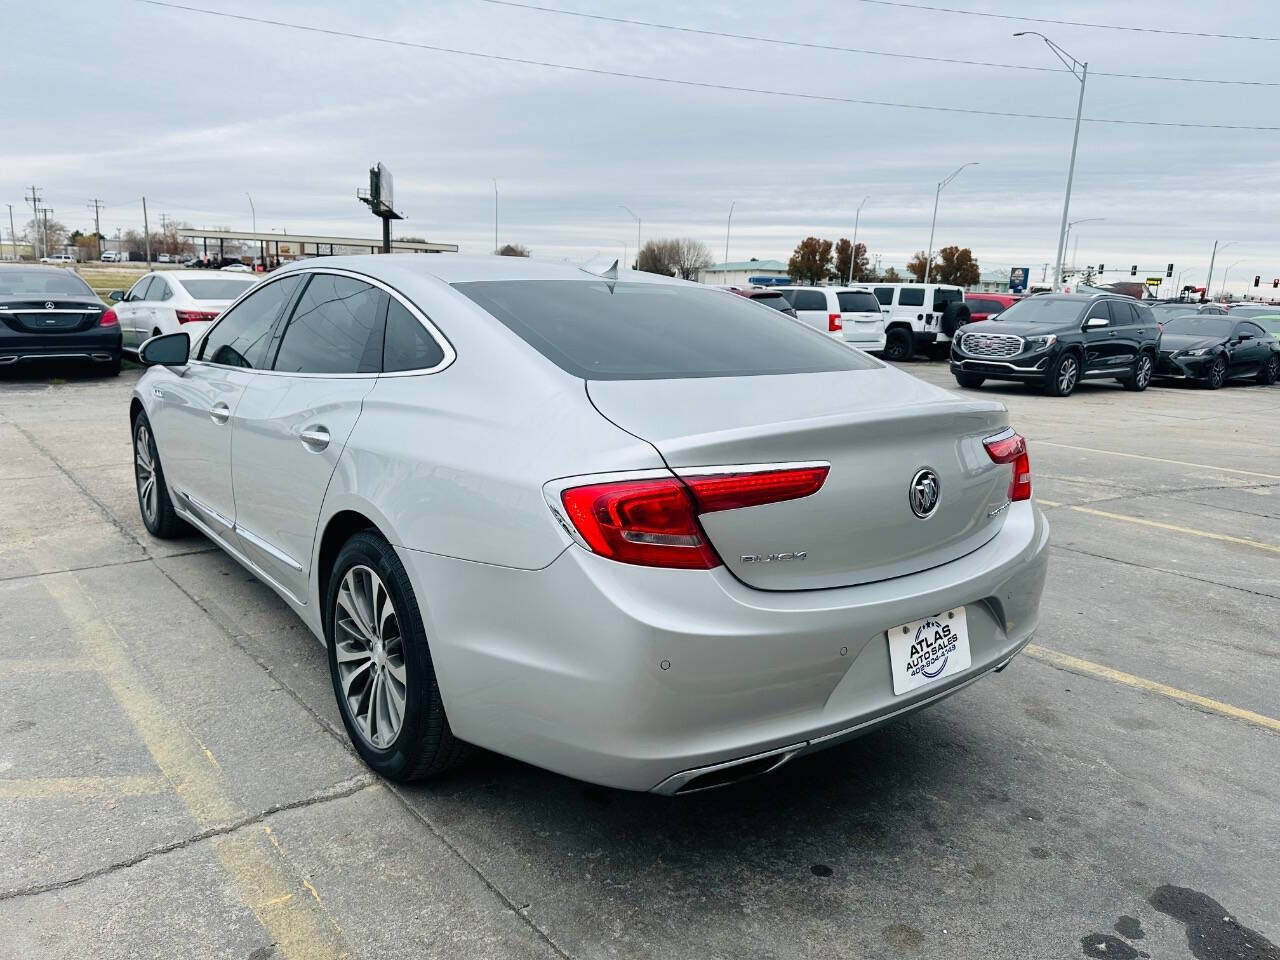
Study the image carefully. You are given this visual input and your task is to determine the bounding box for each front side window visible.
[1085,301,1110,323]
[199,275,303,369]
[382,298,446,372]
[899,287,925,307]
[273,274,387,375]
[453,279,874,380]
[1238,322,1266,339]
[128,277,154,302]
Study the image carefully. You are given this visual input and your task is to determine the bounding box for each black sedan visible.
[0,266,121,375]
[1155,315,1279,389]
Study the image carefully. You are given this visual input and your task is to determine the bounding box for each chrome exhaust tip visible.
[651,743,805,796]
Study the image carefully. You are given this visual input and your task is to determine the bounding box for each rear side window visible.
[453,280,874,380]
[873,287,894,306]
[790,290,828,312]
[899,287,925,307]
[273,274,387,375]
[837,291,880,313]
[199,275,303,369]
[382,298,446,372]
[1134,304,1156,324]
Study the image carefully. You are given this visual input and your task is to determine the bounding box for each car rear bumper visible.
[398,500,1049,793]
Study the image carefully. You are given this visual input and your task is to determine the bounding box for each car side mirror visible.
[1085,315,1109,328]
[108,290,125,302]
[139,331,190,367]
[1237,333,1254,341]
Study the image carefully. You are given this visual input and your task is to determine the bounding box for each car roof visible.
[270,253,689,287]
[0,264,70,274]
[154,270,256,279]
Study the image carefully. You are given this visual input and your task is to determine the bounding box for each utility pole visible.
[141,196,152,268]
[850,196,868,283]
[6,204,17,261]
[88,199,104,260]
[1016,32,1086,291]
[24,185,42,259]
[40,208,53,257]
[493,179,499,254]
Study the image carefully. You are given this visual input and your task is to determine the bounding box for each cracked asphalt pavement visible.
[1,361,1277,959]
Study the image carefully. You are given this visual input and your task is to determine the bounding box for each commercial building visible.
[699,258,789,287]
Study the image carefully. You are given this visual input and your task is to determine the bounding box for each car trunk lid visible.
[587,367,1013,590]
[0,298,105,334]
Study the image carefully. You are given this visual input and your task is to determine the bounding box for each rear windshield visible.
[996,297,1086,324]
[749,293,792,311]
[175,277,257,300]
[1163,317,1233,336]
[837,291,880,313]
[0,268,95,297]
[933,288,962,309]
[453,280,874,380]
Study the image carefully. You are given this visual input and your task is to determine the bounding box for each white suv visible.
[869,283,969,360]
[39,253,77,264]
[779,286,887,352]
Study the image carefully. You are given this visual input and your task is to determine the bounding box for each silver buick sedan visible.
[130,255,1049,794]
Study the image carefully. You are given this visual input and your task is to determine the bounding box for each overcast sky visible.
[3,0,1277,292]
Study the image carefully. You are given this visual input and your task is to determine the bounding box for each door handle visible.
[209,402,230,424]
[299,427,330,450]
[1108,331,1118,337]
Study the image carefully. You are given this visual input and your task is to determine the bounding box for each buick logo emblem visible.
[909,468,941,519]
[44,301,55,310]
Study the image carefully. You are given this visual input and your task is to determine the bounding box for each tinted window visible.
[382,298,445,372]
[837,291,880,313]
[966,298,1003,314]
[128,277,154,302]
[1106,300,1134,324]
[873,287,894,306]
[1085,301,1110,322]
[899,287,925,307]
[933,288,961,309]
[175,277,257,300]
[199,275,303,368]
[273,274,387,374]
[997,297,1088,325]
[748,293,793,312]
[790,290,828,312]
[1238,322,1267,339]
[453,280,874,380]
[1134,304,1156,324]
[152,278,173,302]
[1163,316,1233,336]
[0,268,96,297]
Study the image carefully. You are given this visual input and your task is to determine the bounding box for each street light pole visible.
[245,193,256,233]
[724,200,735,271]
[850,196,868,283]
[1016,31,1087,292]
[925,163,977,283]
[1062,217,1104,281]
[1220,260,1242,299]
[493,179,498,254]
[620,205,641,263]
[1204,240,1235,302]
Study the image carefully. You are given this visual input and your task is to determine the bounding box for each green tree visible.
[882,266,903,283]
[787,237,833,285]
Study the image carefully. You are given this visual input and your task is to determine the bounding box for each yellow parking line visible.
[39,571,350,960]
[1024,644,1280,734]
[0,775,170,799]
[1036,499,1280,554]
[1033,440,1280,481]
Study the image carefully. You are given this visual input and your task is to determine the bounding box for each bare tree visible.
[673,238,713,280]
[498,243,531,257]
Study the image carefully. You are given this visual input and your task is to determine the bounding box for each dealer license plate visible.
[887,606,972,696]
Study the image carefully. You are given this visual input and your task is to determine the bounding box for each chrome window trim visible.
[235,524,305,571]
[0,306,101,313]
[191,266,455,379]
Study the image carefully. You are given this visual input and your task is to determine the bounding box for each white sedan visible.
[109,271,259,350]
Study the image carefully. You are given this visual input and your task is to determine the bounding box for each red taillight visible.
[175,309,220,324]
[828,313,843,331]
[559,465,830,569]
[99,308,118,327]
[984,430,1031,502]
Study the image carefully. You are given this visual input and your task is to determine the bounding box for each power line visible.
[476,0,1280,86]
[133,1,1280,131]
[846,0,1280,43]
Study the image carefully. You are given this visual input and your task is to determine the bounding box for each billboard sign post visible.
[1008,266,1028,293]
[357,162,404,253]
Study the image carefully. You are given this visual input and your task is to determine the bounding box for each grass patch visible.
[75,267,147,302]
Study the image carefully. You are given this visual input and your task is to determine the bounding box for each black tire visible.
[132,411,189,538]
[884,327,914,362]
[939,301,971,337]
[326,530,470,782]
[1202,356,1227,390]
[103,352,122,377]
[1257,354,1279,386]
[954,372,985,389]
[1043,351,1080,397]
[1122,352,1153,392]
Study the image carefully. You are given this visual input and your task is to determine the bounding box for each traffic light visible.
[1255,275,1261,287]
[1166,263,1174,278]
[1098,263,1105,273]
[1274,278,1279,289]
[1130,265,1137,276]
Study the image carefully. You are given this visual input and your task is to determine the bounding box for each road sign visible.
[1008,266,1029,293]
[1145,277,1162,288]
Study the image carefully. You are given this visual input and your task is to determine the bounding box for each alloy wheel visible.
[1210,359,1226,388]
[133,423,158,525]
[1058,356,1078,394]
[334,565,407,750]
[1136,355,1152,389]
